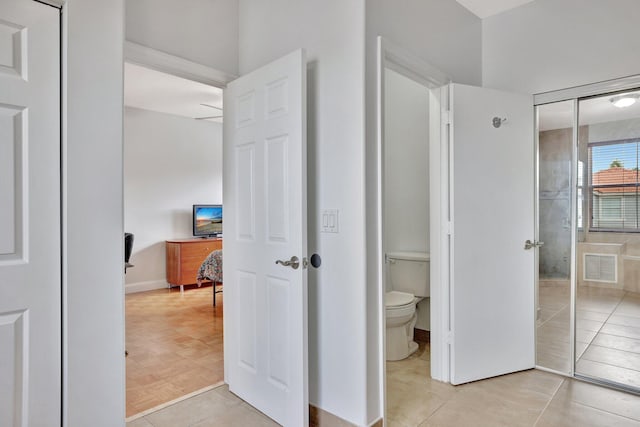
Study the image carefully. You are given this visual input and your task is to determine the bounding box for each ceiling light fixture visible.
[610,94,640,108]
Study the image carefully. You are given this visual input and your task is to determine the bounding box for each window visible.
[589,140,640,231]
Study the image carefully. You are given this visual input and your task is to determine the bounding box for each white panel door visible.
[450,83,534,385]
[223,49,308,426]
[0,0,60,425]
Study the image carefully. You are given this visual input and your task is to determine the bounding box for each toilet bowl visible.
[385,291,421,361]
[385,251,429,361]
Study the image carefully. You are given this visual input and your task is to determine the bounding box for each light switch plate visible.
[321,209,339,233]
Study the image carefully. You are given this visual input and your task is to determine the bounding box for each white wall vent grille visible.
[584,253,617,283]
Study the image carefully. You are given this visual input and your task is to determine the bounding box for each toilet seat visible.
[385,291,417,321]
[385,291,415,309]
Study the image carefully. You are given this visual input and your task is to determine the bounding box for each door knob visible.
[524,240,544,250]
[275,256,300,270]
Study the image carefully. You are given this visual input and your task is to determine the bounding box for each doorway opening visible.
[122,54,226,419]
[382,65,433,423]
[376,37,450,423]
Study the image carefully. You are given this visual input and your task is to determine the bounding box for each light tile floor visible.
[126,385,278,427]
[126,282,640,426]
[577,291,640,388]
[537,281,640,388]
[386,342,640,427]
[128,343,640,427]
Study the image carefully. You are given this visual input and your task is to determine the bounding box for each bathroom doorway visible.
[382,67,431,420]
[376,37,449,423]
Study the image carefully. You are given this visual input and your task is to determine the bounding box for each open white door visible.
[0,0,60,425]
[450,83,535,385]
[223,50,308,426]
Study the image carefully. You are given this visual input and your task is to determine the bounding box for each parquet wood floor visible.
[125,284,224,417]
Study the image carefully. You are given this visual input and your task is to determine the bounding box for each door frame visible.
[375,36,451,413]
[50,1,232,424]
[122,42,236,389]
[533,98,578,379]
[55,0,127,425]
[124,41,237,88]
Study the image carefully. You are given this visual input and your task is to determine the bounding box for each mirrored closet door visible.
[536,86,640,392]
[536,100,575,375]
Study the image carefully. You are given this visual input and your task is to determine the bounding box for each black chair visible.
[124,232,134,273]
[124,232,134,358]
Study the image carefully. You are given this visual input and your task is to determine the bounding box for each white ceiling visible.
[539,90,640,131]
[124,63,223,123]
[455,0,535,19]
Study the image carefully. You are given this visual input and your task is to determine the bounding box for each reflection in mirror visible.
[574,89,640,391]
[536,100,574,373]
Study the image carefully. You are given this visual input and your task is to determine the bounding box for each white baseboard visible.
[125,279,169,294]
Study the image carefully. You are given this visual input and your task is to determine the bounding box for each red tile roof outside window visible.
[592,167,640,194]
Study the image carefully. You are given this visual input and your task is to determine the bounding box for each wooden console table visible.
[166,238,222,292]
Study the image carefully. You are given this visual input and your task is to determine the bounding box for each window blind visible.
[589,140,640,231]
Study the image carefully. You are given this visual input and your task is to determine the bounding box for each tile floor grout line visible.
[580,338,640,353]
[125,382,225,422]
[536,303,569,328]
[584,327,640,337]
[532,377,565,427]
[607,311,640,321]
[566,397,640,424]
[586,337,640,362]
[417,397,449,426]
[576,291,627,371]
[577,361,640,385]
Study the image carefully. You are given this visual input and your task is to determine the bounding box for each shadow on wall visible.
[124,241,167,285]
[305,59,321,405]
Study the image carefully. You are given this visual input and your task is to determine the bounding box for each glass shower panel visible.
[536,100,574,373]
[575,90,640,390]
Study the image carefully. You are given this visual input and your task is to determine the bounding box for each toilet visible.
[385,251,430,361]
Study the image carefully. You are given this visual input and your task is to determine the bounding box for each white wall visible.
[384,68,430,258]
[483,0,640,94]
[65,0,125,425]
[589,117,640,143]
[366,0,482,87]
[384,69,431,332]
[365,2,481,422]
[124,107,223,293]
[238,1,368,424]
[126,0,238,76]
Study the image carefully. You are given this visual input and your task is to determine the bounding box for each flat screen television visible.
[193,204,223,237]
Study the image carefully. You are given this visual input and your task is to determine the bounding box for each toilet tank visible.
[387,251,430,297]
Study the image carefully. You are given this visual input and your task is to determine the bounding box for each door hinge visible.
[442,110,451,125]
[444,221,453,235]
[446,330,453,344]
